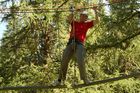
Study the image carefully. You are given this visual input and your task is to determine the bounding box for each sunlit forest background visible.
[0,0,140,93]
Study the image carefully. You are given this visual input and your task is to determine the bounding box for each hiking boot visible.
[51,79,64,86]
[83,79,92,84]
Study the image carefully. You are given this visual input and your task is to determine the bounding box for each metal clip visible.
[69,5,75,13]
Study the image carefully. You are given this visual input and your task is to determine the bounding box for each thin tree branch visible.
[87,28,140,50]
[57,0,70,10]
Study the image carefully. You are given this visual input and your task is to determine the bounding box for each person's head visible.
[80,11,88,22]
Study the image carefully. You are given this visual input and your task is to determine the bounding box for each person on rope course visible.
[52,5,99,86]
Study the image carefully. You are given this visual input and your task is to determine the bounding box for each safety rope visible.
[69,0,77,86]
[55,10,65,92]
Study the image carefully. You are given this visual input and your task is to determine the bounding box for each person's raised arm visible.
[93,5,99,25]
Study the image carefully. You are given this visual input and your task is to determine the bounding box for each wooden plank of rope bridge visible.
[0,85,67,90]
[72,72,140,88]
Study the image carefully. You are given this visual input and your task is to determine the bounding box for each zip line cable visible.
[0,2,139,13]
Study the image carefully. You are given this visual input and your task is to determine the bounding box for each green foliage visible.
[0,0,140,93]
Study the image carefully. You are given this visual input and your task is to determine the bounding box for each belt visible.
[67,38,83,45]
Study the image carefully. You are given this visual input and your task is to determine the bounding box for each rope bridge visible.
[0,72,139,90]
[73,72,140,88]
[0,0,140,91]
